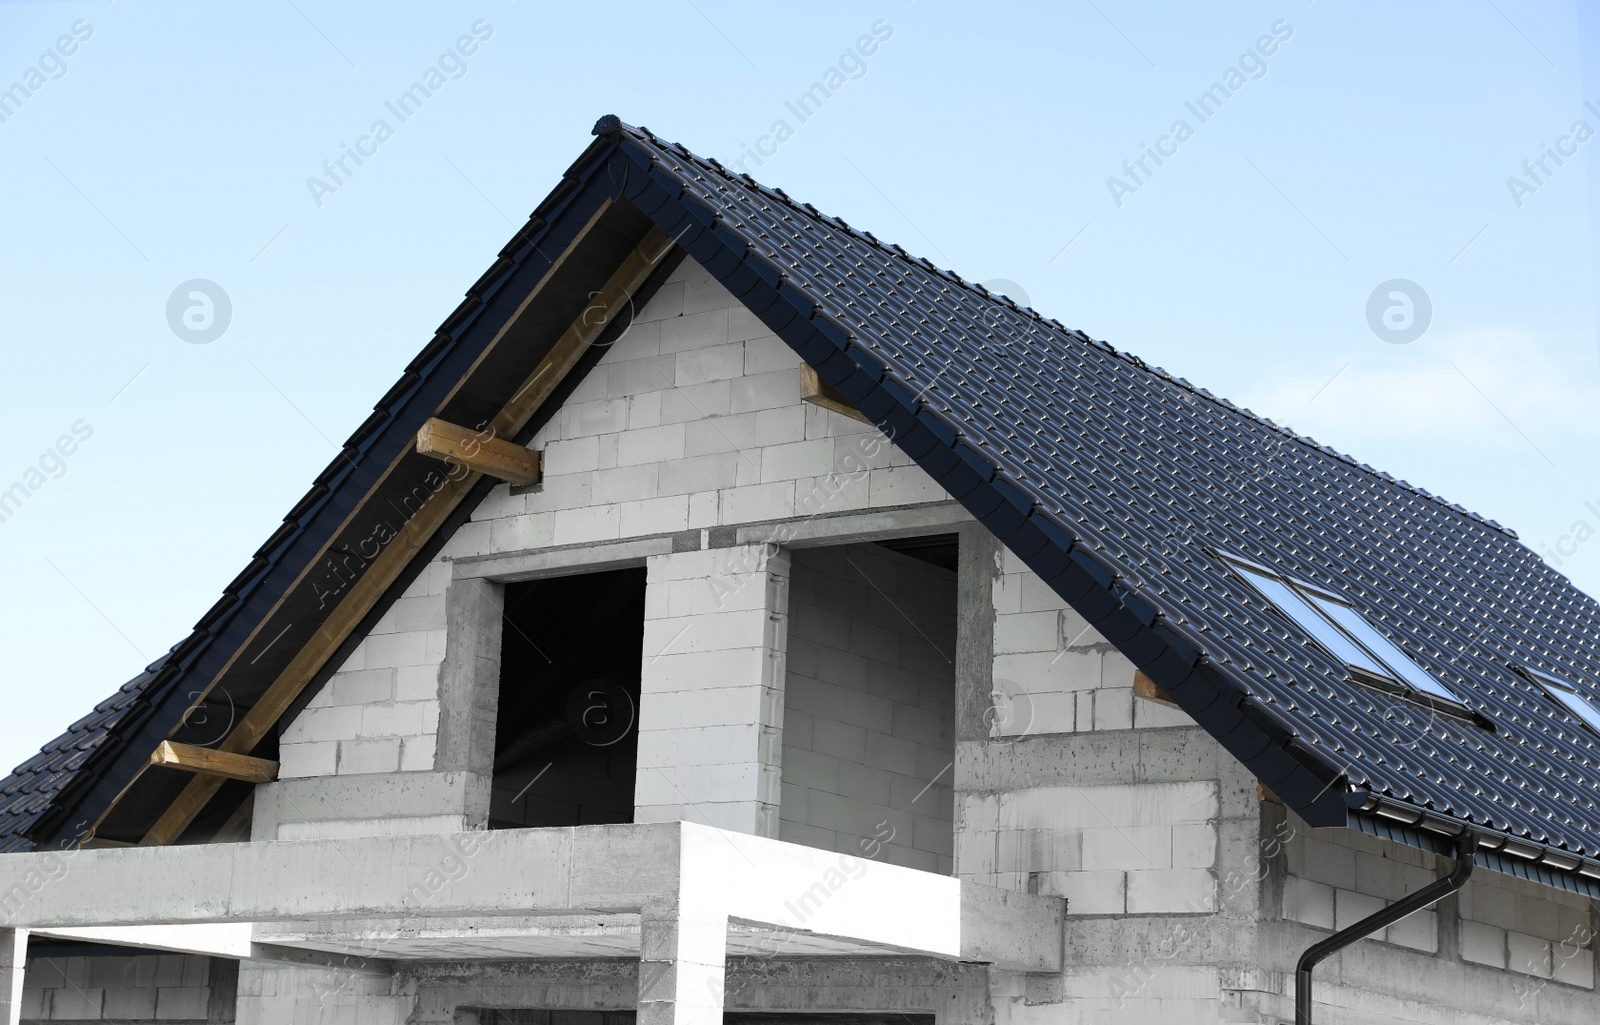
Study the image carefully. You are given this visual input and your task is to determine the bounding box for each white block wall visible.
[1282,825,1442,955]
[277,560,451,779]
[450,255,944,551]
[277,255,944,782]
[634,544,790,835]
[991,548,1190,737]
[1459,869,1596,988]
[970,548,1217,915]
[1285,823,1595,989]
[959,782,1219,914]
[20,953,218,1022]
[780,543,956,874]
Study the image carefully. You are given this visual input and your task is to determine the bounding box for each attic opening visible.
[779,534,958,875]
[489,567,646,829]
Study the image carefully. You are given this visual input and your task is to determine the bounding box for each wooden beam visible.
[152,742,279,784]
[416,418,543,486]
[1132,669,1180,709]
[139,221,676,847]
[800,363,870,423]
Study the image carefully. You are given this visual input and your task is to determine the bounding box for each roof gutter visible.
[1348,791,1600,883]
[1295,830,1475,1025]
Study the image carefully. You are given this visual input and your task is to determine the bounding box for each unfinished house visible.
[4,116,1600,1025]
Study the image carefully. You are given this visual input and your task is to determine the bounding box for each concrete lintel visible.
[31,924,393,976]
[733,502,972,549]
[253,771,487,838]
[955,726,1226,792]
[452,536,671,582]
[252,913,642,953]
[450,507,971,588]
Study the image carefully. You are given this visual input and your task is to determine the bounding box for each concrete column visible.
[638,901,728,1025]
[635,545,790,836]
[953,524,999,744]
[434,578,505,802]
[0,929,24,1025]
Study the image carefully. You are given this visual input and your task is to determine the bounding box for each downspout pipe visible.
[1295,829,1477,1025]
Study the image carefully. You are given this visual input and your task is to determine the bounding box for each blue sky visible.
[0,0,1593,775]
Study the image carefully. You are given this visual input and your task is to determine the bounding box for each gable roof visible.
[7,117,1600,896]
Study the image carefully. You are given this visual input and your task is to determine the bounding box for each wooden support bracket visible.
[416,418,543,486]
[151,741,279,784]
[1132,669,1180,709]
[800,363,869,423]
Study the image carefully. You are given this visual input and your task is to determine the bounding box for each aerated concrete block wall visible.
[990,548,1188,737]
[964,736,1269,1025]
[634,544,790,835]
[277,559,452,780]
[959,782,1219,914]
[965,549,1215,914]
[960,545,1278,1022]
[274,254,946,815]
[779,543,956,873]
[20,953,232,1022]
[1284,819,1597,1000]
[970,547,1600,1023]
[459,253,943,549]
[1283,824,1445,956]
[1458,863,1597,987]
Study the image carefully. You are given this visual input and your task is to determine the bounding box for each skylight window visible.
[1305,595,1459,702]
[1228,558,1463,706]
[1529,671,1600,736]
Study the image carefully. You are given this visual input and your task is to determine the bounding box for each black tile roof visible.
[0,658,165,851]
[7,116,1600,894]
[600,119,1600,888]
